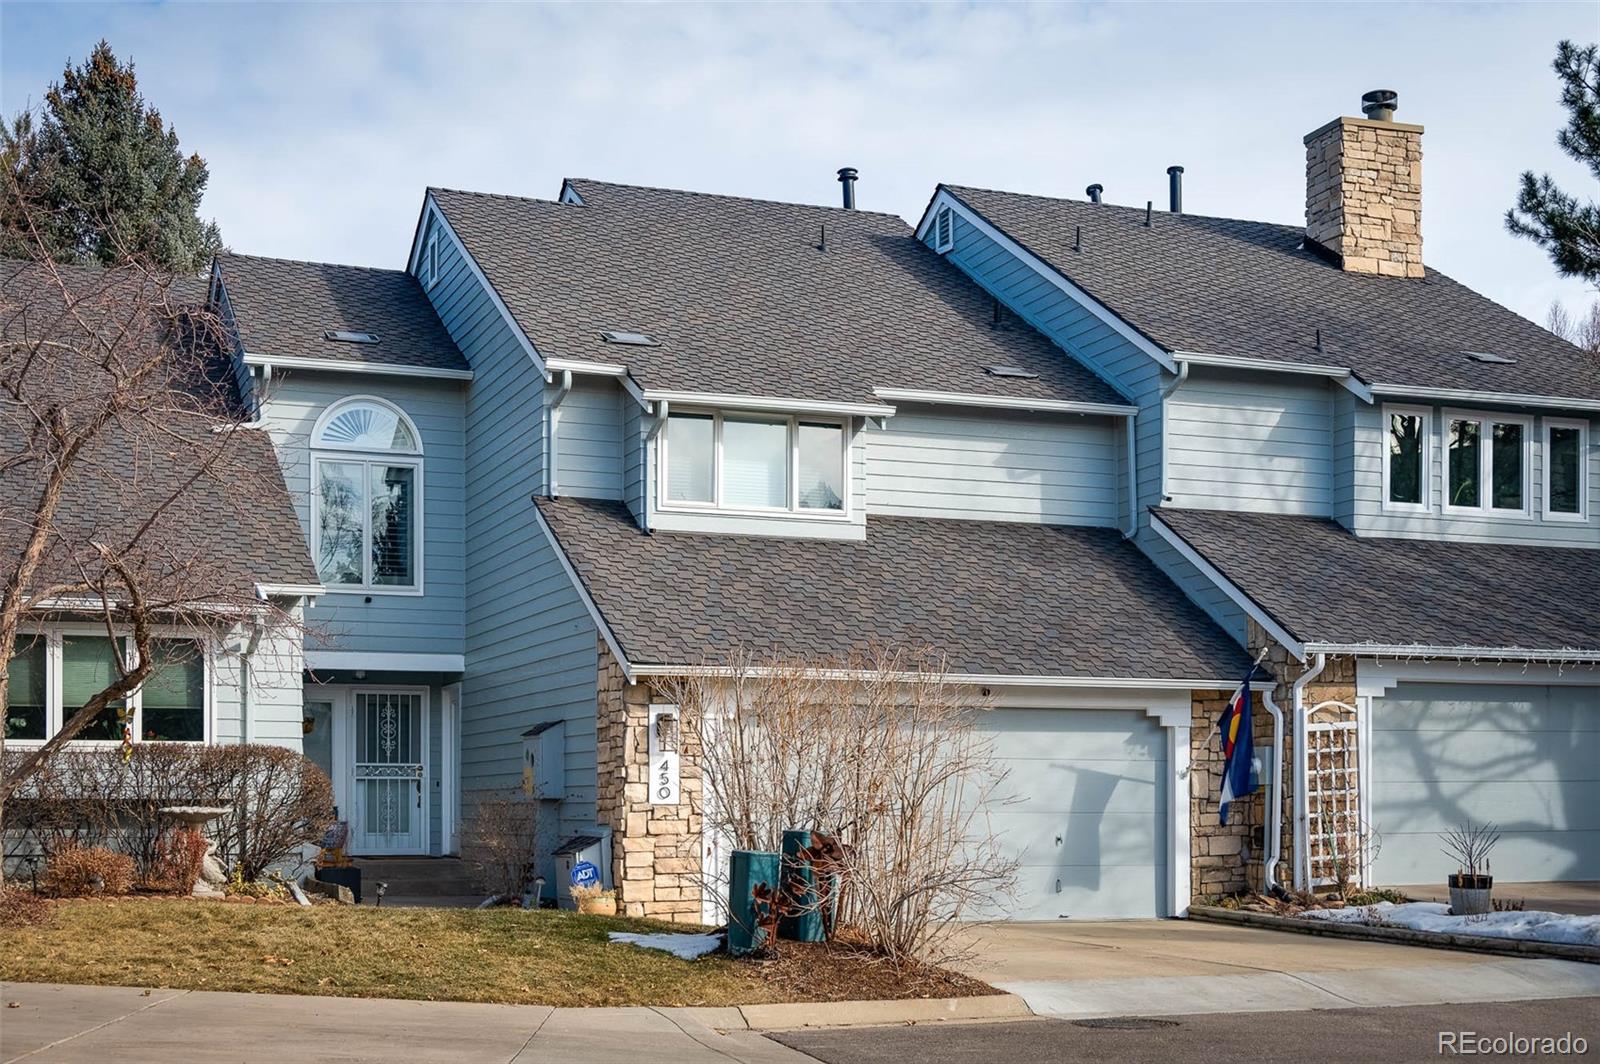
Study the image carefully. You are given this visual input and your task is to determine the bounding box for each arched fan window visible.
[311,398,423,593]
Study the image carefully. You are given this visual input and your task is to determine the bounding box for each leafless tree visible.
[0,182,306,851]
[1547,299,1600,355]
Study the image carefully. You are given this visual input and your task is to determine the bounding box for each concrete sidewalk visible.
[952,918,1600,1019]
[0,983,814,1064]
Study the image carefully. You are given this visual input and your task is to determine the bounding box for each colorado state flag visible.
[1217,670,1257,824]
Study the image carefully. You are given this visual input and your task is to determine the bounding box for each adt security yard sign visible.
[570,860,600,888]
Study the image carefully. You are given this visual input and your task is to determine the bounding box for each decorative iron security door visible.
[352,691,426,854]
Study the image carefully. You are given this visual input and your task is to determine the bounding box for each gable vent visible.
[324,330,380,344]
[984,365,1039,379]
[600,330,660,347]
[934,206,954,253]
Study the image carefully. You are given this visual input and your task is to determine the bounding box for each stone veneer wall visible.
[1189,687,1273,899]
[1304,115,1424,278]
[594,637,704,922]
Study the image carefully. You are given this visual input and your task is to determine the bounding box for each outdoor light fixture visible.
[375,881,388,907]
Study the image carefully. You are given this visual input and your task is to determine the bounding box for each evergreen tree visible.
[1507,40,1600,282]
[2,40,222,273]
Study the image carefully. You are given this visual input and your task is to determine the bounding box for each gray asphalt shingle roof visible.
[430,181,1126,407]
[1153,507,1600,655]
[537,496,1249,680]
[945,185,1600,403]
[216,253,468,372]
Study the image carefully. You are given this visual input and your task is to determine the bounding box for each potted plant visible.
[1439,821,1500,916]
[572,883,617,916]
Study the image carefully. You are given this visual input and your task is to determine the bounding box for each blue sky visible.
[2,2,1595,323]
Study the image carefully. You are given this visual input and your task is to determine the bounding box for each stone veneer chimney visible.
[1304,89,1424,278]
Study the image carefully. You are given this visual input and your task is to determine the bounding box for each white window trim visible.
[1441,408,1533,520]
[1380,403,1432,514]
[932,205,955,254]
[1542,417,1589,523]
[311,397,426,596]
[4,626,213,749]
[657,408,851,521]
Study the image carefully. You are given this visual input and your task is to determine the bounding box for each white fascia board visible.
[921,188,1178,374]
[1148,514,1308,662]
[1312,642,1600,665]
[531,504,636,683]
[1172,351,1373,402]
[1368,383,1600,414]
[305,650,465,673]
[1357,657,1600,697]
[546,357,648,408]
[412,193,549,378]
[243,353,473,382]
[872,387,1136,418]
[642,390,896,419]
[628,664,1237,690]
[255,582,325,600]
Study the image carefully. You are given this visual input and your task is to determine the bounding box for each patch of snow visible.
[1300,902,1600,946]
[608,931,725,960]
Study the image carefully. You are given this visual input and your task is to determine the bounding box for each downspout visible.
[1290,652,1328,891]
[547,369,573,497]
[1259,685,1285,891]
[1123,413,1138,538]
[644,400,668,533]
[1157,360,1190,503]
[239,618,264,745]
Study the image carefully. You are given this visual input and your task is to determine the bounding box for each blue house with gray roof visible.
[196,89,1598,918]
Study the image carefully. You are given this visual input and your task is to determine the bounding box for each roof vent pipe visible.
[837,167,858,210]
[1086,183,1104,205]
[1361,89,1398,122]
[1167,165,1184,214]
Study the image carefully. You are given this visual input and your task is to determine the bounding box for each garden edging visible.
[1189,904,1600,964]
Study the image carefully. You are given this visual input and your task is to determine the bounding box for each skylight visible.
[984,365,1039,379]
[1464,350,1517,365]
[324,330,380,344]
[600,330,660,347]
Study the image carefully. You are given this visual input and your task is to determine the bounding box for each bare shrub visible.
[42,844,134,896]
[199,745,334,881]
[462,789,540,899]
[666,646,1016,967]
[1440,821,1501,879]
[154,826,207,894]
[0,884,51,928]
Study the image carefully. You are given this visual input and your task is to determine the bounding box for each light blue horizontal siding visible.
[623,400,646,526]
[865,405,1119,526]
[555,378,624,501]
[210,619,306,750]
[419,210,600,878]
[1350,402,1600,546]
[1165,367,1333,516]
[255,369,466,657]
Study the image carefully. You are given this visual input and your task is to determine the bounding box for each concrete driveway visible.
[950,919,1600,1018]
[1386,881,1600,916]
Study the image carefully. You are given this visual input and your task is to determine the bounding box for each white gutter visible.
[1367,383,1600,414]
[1304,641,1600,664]
[547,369,573,497]
[1172,351,1373,403]
[1123,414,1138,538]
[546,357,648,408]
[255,582,325,601]
[1260,683,1286,891]
[1290,652,1328,891]
[642,390,895,419]
[627,664,1242,690]
[243,353,474,382]
[871,388,1137,418]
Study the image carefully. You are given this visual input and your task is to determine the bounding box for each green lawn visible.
[0,898,765,1007]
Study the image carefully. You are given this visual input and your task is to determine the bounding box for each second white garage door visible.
[976,708,1169,920]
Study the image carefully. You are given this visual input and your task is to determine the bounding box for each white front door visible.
[350,689,429,855]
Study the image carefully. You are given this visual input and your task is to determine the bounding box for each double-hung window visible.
[1544,418,1589,521]
[1383,405,1430,511]
[662,410,847,515]
[1444,410,1531,517]
[4,633,207,744]
[312,398,423,592]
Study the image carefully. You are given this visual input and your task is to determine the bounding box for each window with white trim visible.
[661,410,846,515]
[1383,405,1430,511]
[1444,410,1530,516]
[933,206,954,254]
[312,398,423,591]
[3,633,207,744]
[1544,418,1588,521]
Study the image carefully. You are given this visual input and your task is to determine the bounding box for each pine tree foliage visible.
[1507,40,1600,282]
[1,40,222,273]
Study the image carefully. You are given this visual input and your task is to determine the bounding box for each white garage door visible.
[1371,683,1600,884]
[974,708,1168,920]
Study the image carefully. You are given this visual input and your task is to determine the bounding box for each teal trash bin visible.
[726,850,781,957]
[779,829,826,942]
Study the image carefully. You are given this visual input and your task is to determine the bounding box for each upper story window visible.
[312,398,423,593]
[1545,418,1588,522]
[662,410,846,516]
[1383,405,1430,512]
[1445,410,1530,517]
[4,633,207,744]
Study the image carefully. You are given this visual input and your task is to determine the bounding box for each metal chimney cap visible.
[1085,183,1104,204]
[1166,165,1185,175]
[1361,89,1399,121]
[836,167,859,181]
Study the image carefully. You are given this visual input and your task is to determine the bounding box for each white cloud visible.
[2,1,1594,321]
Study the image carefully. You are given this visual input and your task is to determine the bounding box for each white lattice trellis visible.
[1306,701,1362,888]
